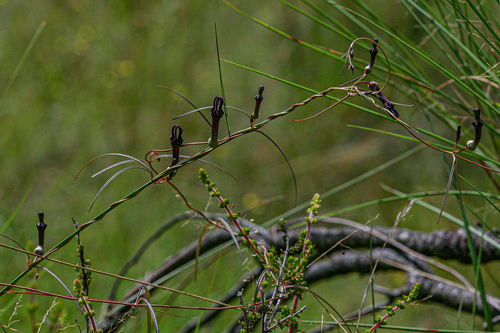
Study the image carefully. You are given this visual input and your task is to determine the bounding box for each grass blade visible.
[0,188,32,233]
[2,21,46,98]
[214,23,230,137]
[88,166,150,213]
[437,154,456,224]
[255,130,298,207]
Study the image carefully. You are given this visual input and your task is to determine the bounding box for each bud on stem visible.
[466,108,483,151]
[167,125,184,180]
[209,96,224,148]
[251,85,265,124]
[364,38,378,74]
[35,211,47,256]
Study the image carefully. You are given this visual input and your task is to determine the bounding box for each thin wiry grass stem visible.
[0,244,231,307]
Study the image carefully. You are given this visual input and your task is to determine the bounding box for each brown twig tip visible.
[365,37,378,74]
[341,47,355,76]
[347,48,355,73]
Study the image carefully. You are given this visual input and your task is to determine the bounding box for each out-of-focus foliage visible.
[1,0,499,332]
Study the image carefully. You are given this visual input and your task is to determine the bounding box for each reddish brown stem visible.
[288,209,315,333]
[210,188,264,261]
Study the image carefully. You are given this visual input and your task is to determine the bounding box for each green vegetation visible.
[1,1,500,332]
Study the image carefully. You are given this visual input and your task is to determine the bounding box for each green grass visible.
[1,1,500,332]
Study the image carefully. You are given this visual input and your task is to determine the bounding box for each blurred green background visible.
[1,0,498,332]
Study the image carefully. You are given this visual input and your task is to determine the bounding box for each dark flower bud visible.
[467,108,483,151]
[364,38,378,74]
[167,125,184,180]
[170,125,184,149]
[209,96,224,148]
[251,85,265,121]
[455,125,461,144]
[35,211,47,256]
[368,81,399,118]
[211,96,224,119]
